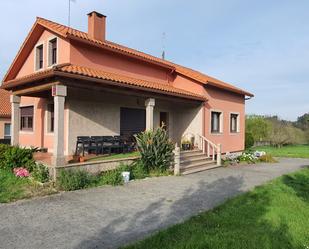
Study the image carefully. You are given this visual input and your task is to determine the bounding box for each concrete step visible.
[180,149,202,154]
[180,150,204,158]
[181,156,212,166]
[181,162,221,175]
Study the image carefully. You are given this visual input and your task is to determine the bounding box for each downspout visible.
[202,101,206,137]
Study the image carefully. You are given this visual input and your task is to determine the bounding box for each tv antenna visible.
[161,32,166,60]
[68,0,76,27]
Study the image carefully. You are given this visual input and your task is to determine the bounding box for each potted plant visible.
[72,154,80,163]
[181,139,192,151]
[79,156,86,163]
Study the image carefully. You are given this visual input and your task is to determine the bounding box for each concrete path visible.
[1,158,308,249]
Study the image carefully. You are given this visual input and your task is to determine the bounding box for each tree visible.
[295,113,309,130]
[269,119,306,147]
[246,115,272,143]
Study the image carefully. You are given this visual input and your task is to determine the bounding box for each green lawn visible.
[87,151,140,162]
[0,169,57,203]
[123,168,309,249]
[0,169,31,203]
[254,144,309,158]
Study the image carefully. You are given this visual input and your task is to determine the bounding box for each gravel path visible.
[1,158,308,249]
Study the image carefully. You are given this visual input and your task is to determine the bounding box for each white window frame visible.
[47,36,58,67]
[34,41,44,71]
[45,102,55,135]
[4,123,11,139]
[229,112,240,134]
[210,109,223,135]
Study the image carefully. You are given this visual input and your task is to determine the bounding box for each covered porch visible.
[8,69,205,167]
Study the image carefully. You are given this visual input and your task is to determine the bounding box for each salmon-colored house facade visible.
[1,11,253,166]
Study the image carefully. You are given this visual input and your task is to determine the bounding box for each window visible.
[4,123,11,139]
[47,104,54,133]
[48,38,57,66]
[20,106,34,131]
[211,111,222,133]
[230,113,239,133]
[35,44,44,70]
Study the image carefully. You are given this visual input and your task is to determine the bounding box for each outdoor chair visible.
[109,136,124,154]
[75,136,91,156]
[101,136,115,154]
[88,136,103,155]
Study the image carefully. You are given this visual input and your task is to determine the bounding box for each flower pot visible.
[121,171,130,183]
[182,143,191,151]
[73,155,80,162]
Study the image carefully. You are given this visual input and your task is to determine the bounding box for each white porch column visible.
[10,95,21,146]
[52,85,67,166]
[145,98,155,131]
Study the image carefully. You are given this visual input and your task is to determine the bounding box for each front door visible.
[160,112,169,132]
[120,107,146,137]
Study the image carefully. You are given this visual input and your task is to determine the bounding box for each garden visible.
[0,127,174,203]
[0,144,55,203]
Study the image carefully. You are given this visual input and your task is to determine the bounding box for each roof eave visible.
[206,81,254,97]
[0,114,11,118]
[1,68,206,102]
[54,70,206,102]
[1,70,55,91]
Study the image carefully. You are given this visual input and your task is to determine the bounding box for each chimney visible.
[87,11,106,41]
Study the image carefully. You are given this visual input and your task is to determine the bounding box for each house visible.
[1,11,253,167]
[0,89,11,142]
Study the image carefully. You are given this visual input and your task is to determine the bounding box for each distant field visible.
[254,144,309,158]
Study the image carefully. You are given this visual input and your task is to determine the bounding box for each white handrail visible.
[198,134,222,166]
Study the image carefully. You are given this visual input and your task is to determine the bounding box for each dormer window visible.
[48,38,57,66]
[35,44,44,70]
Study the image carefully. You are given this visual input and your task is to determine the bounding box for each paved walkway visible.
[1,158,308,249]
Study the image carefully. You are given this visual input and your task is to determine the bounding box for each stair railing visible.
[197,134,222,166]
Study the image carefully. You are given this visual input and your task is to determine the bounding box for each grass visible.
[123,168,309,249]
[87,151,140,162]
[254,144,309,158]
[0,169,57,203]
[0,168,31,203]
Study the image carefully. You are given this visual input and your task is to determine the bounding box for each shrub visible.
[245,132,254,149]
[0,144,10,162]
[0,146,35,170]
[130,160,148,179]
[99,169,124,186]
[57,170,92,191]
[238,152,258,164]
[31,163,50,183]
[135,127,174,172]
[259,154,278,163]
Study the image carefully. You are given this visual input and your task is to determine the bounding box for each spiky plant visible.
[134,127,174,172]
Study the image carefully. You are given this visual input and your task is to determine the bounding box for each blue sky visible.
[1,0,308,121]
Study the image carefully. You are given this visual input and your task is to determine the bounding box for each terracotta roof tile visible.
[3,64,206,101]
[36,17,253,97]
[0,89,11,117]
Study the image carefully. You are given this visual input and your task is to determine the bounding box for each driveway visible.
[1,158,308,249]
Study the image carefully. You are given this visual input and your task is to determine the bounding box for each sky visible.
[0,0,308,121]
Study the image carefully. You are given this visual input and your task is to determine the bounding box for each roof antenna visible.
[68,0,76,27]
[161,32,166,60]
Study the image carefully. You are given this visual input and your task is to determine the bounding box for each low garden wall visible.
[51,157,139,177]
